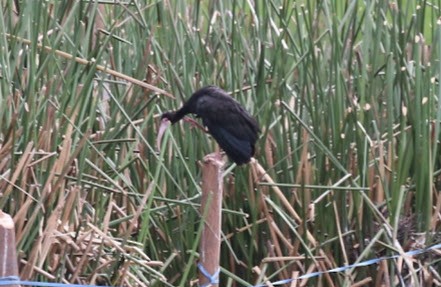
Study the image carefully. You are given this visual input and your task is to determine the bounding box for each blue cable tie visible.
[198,263,220,286]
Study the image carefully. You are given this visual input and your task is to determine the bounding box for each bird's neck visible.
[170,105,191,123]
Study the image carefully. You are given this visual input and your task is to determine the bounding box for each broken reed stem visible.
[0,211,19,287]
[198,153,225,287]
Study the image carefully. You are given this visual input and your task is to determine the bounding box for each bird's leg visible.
[216,150,225,161]
[214,146,226,162]
[204,151,225,164]
[183,116,207,133]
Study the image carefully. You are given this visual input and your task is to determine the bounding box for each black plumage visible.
[160,86,260,165]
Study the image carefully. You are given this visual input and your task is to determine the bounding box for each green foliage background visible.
[0,1,440,286]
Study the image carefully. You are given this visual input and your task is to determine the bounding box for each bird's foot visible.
[203,151,226,167]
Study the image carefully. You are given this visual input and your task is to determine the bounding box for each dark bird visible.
[158,85,260,165]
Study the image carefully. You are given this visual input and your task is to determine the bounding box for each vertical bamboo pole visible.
[0,211,20,287]
[198,153,225,287]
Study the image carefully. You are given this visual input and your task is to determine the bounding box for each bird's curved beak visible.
[157,118,171,151]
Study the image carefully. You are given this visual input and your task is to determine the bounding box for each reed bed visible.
[0,1,440,286]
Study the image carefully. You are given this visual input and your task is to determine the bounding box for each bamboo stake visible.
[198,153,225,287]
[0,211,20,287]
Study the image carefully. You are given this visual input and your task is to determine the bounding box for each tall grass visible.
[0,1,440,286]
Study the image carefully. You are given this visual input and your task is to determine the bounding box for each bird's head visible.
[161,111,178,123]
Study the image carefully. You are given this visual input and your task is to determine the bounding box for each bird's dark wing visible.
[203,118,253,164]
[196,95,260,164]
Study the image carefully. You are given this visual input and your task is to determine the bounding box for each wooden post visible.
[0,211,20,287]
[198,153,225,287]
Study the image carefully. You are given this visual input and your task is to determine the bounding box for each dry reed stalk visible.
[376,141,385,204]
[19,117,90,278]
[2,141,34,200]
[367,149,376,203]
[294,129,312,206]
[39,204,63,265]
[252,158,337,285]
[290,271,299,287]
[123,181,155,240]
[269,220,294,251]
[375,260,390,287]
[259,192,290,280]
[262,255,326,263]
[70,231,95,282]
[19,258,56,279]
[314,252,335,287]
[299,263,317,287]
[252,265,274,287]
[60,185,80,229]
[251,159,317,245]
[13,196,33,240]
[332,199,349,265]
[264,132,275,168]
[432,188,441,230]
[224,218,267,240]
[351,277,373,287]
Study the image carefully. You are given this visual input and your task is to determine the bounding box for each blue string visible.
[0,276,112,287]
[197,263,220,287]
[251,243,441,287]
